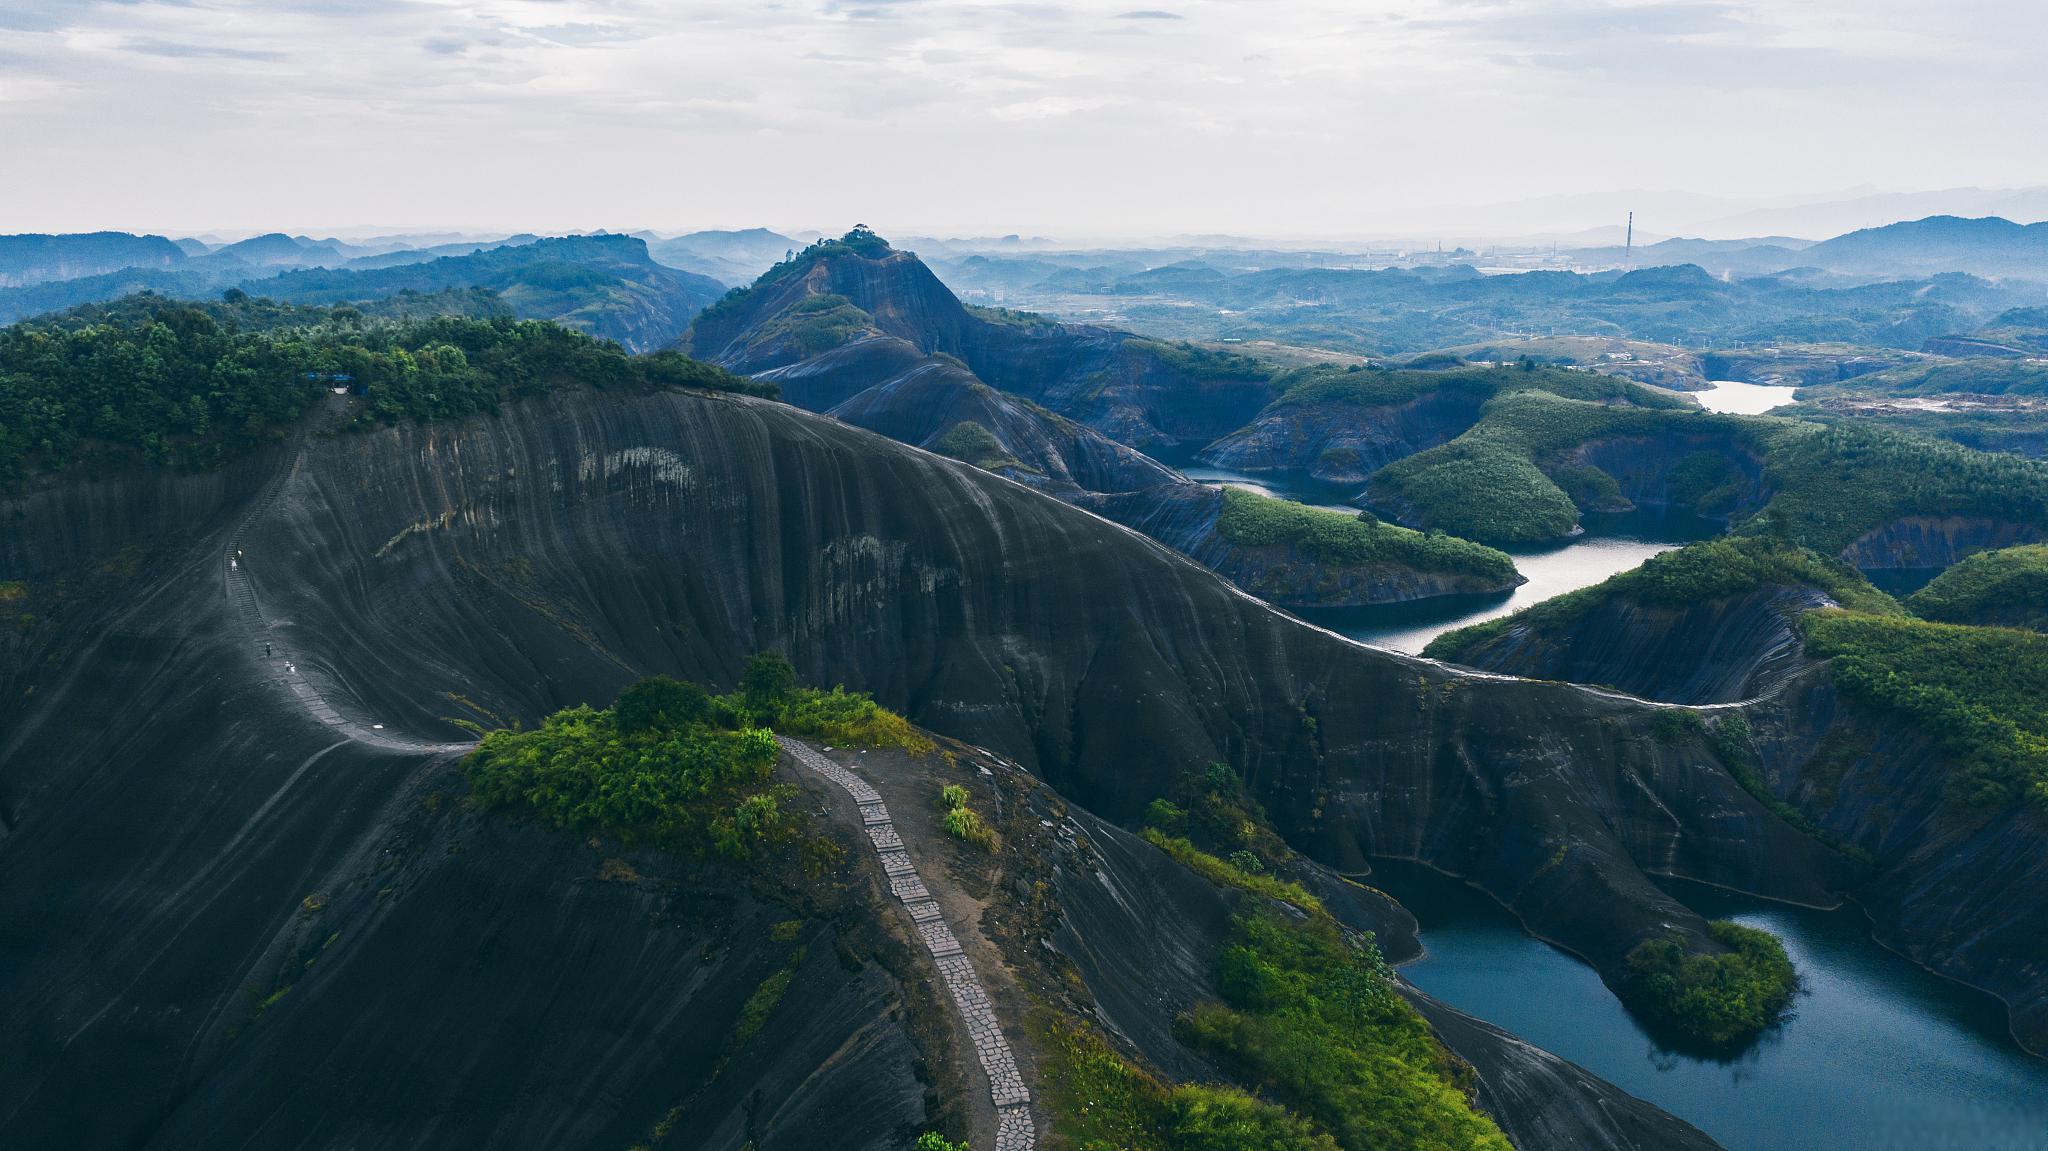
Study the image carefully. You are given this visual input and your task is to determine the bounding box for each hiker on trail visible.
[230,557,237,571]
[265,642,272,658]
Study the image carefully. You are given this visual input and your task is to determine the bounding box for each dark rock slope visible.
[9,385,2034,1141]
[682,233,1278,448]
[1435,584,1832,705]
[1745,666,2048,1055]
[1202,380,1492,483]
[689,240,1501,608]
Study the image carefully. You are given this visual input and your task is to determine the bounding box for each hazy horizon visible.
[5,1,2048,240]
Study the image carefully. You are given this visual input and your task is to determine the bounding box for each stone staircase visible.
[779,737,1035,1151]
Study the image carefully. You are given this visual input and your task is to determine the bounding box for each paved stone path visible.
[779,737,1035,1151]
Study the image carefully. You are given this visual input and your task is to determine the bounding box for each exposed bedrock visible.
[100,395,1844,981]
[1745,668,2048,1055]
[1560,431,1772,519]
[1839,514,2048,576]
[1439,584,1831,705]
[822,355,1182,497]
[1201,387,1490,484]
[0,561,932,1149]
[0,388,1940,1143]
[685,244,1275,448]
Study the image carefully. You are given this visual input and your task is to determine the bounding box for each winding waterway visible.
[1175,464,1719,653]
[1370,861,2048,1151]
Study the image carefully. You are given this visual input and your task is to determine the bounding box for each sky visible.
[3,0,2047,240]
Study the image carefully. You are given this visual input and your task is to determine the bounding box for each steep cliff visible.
[0,387,1867,1090]
[1744,668,2048,1054]
[1431,583,1831,704]
[1202,382,1491,483]
[682,231,1278,448]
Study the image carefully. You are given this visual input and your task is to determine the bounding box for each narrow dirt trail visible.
[780,737,1036,1151]
[222,398,473,758]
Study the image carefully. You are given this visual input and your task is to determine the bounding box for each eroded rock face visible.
[4,387,2020,1143]
[1202,386,1491,484]
[1745,668,2048,1055]
[683,241,1276,449]
[8,390,1843,997]
[1560,431,1772,520]
[1840,515,2047,576]
[1437,584,1830,705]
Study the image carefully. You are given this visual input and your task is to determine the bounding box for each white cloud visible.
[1,0,2045,236]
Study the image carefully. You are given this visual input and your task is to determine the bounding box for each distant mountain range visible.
[0,233,722,351]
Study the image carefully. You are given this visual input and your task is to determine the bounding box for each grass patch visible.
[1038,1013,1339,1151]
[1216,487,1518,584]
[731,944,808,1050]
[1801,610,2048,811]
[937,782,999,851]
[1623,921,1797,1048]
[1175,907,1512,1151]
[1140,829,1323,915]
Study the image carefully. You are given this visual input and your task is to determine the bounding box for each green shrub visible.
[915,1134,968,1151]
[1038,1014,1338,1151]
[1143,798,1189,836]
[1177,908,1512,1151]
[464,703,789,860]
[732,945,808,1049]
[770,684,933,753]
[613,675,711,735]
[939,783,970,811]
[932,421,1016,469]
[1623,921,1797,1047]
[942,804,999,851]
[465,666,931,858]
[1139,829,1324,914]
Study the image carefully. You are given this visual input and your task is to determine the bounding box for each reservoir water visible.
[1176,463,1718,654]
[1370,860,2048,1151]
[1694,379,1800,414]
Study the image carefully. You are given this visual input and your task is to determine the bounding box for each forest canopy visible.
[0,291,769,483]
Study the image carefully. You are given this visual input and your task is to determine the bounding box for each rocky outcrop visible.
[715,270,1487,609]
[683,235,1277,448]
[1436,584,1830,705]
[1840,515,2047,576]
[1744,667,2048,1054]
[1202,385,1491,484]
[1560,431,1772,520]
[824,356,1182,497]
